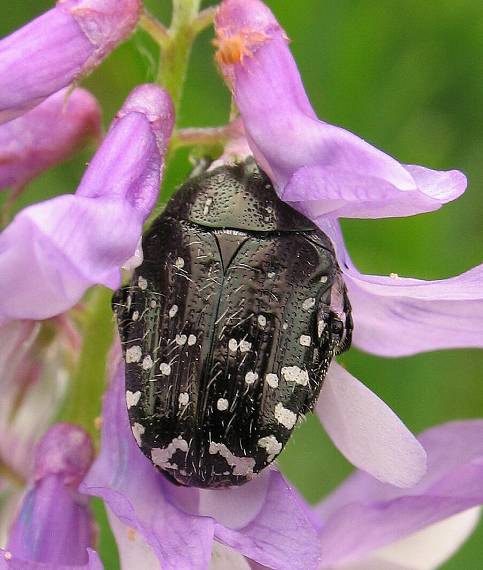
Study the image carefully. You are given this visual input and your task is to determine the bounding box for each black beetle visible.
[114,158,352,488]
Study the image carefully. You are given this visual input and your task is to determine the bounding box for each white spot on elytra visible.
[138,276,148,290]
[258,435,283,461]
[160,362,172,375]
[320,275,328,283]
[187,334,197,346]
[132,310,139,321]
[275,403,297,429]
[126,391,141,409]
[132,423,145,446]
[302,297,316,311]
[245,371,258,385]
[142,355,154,370]
[203,197,213,216]
[318,321,326,336]
[151,436,189,469]
[209,442,255,476]
[281,366,309,386]
[150,300,157,308]
[228,338,238,353]
[257,315,267,328]
[217,398,229,411]
[175,334,187,346]
[175,257,185,269]
[266,373,279,388]
[169,305,178,318]
[178,392,189,406]
[126,346,142,363]
[239,340,252,353]
[299,335,312,347]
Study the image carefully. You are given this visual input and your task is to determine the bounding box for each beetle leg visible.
[189,155,213,178]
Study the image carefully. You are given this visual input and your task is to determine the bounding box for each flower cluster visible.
[0,0,482,569]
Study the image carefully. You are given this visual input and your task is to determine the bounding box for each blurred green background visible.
[2,1,483,568]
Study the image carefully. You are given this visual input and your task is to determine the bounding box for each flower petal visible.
[311,218,483,357]
[81,361,215,570]
[106,510,160,570]
[0,0,140,123]
[214,0,466,219]
[316,362,426,488]
[0,88,101,191]
[209,543,251,570]
[314,420,483,567]
[345,265,483,357]
[212,469,321,570]
[0,549,103,569]
[0,85,174,323]
[367,508,480,570]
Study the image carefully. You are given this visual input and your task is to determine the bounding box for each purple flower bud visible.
[214,0,467,219]
[0,0,141,124]
[0,84,174,323]
[4,424,100,568]
[33,423,94,488]
[0,88,101,192]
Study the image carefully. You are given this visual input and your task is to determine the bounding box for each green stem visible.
[58,288,114,440]
[171,125,234,149]
[192,6,217,34]
[157,0,202,114]
[139,10,170,48]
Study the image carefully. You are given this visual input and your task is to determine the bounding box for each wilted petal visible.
[314,420,483,567]
[0,320,71,477]
[0,88,101,191]
[81,362,215,570]
[0,85,174,323]
[5,425,96,568]
[0,0,141,123]
[214,0,466,219]
[316,362,426,488]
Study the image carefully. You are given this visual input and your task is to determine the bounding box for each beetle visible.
[113,157,353,488]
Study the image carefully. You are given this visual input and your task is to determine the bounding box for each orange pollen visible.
[127,527,137,541]
[213,30,270,66]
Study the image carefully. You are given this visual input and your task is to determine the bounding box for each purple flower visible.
[213,0,483,357]
[0,84,174,324]
[314,420,483,568]
[0,0,141,124]
[82,356,483,569]
[1,423,103,569]
[0,88,101,193]
[81,359,322,570]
